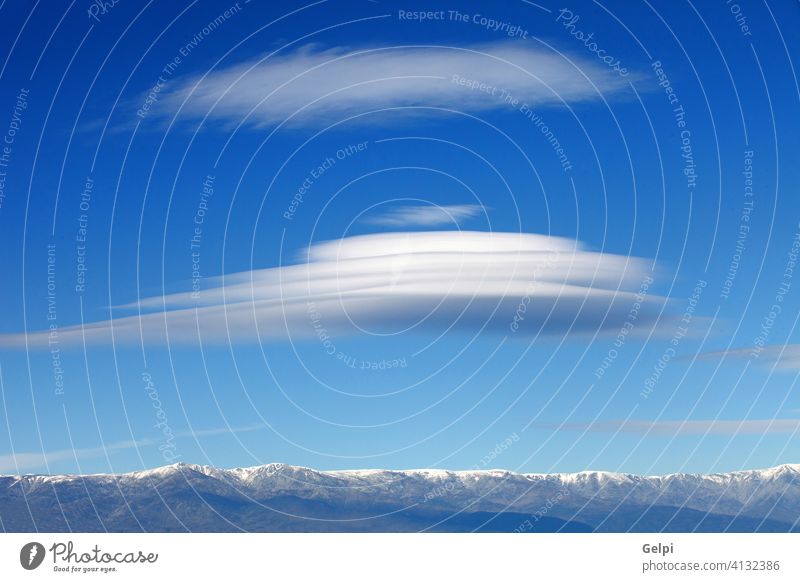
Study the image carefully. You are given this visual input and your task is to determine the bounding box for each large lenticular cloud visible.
[149,42,633,127]
[1,231,665,349]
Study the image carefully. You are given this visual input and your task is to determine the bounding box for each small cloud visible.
[697,344,800,371]
[364,204,485,227]
[540,418,800,436]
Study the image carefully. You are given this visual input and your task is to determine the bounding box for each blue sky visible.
[0,0,799,476]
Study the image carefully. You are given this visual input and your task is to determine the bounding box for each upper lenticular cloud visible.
[150,42,632,127]
[1,231,665,348]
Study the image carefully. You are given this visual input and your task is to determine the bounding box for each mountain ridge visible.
[2,462,798,532]
[8,460,799,480]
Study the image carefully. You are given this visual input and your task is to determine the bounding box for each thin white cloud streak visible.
[150,42,633,127]
[364,204,485,227]
[0,425,265,473]
[698,345,800,371]
[1,231,665,348]
[546,419,800,436]
[0,441,138,474]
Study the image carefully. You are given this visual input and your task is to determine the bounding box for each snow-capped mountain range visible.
[2,462,798,532]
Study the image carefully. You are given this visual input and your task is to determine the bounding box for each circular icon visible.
[19,542,45,570]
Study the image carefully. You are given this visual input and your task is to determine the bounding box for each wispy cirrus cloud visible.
[364,204,485,227]
[147,42,634,127]
[0,231,665,348]
[544,419,800,435]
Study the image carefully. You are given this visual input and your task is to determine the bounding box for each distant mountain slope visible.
[1,463,798,532]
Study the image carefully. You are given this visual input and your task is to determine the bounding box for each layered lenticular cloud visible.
[150,42,632,127]
[1,231,665,348]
